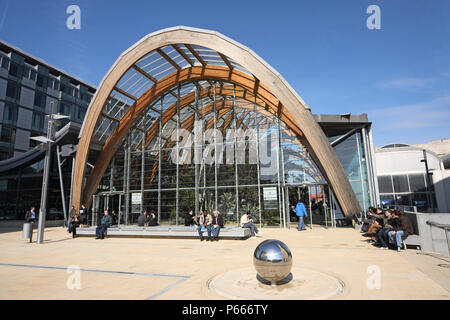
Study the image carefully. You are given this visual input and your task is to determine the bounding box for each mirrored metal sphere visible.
[253,239,292,284]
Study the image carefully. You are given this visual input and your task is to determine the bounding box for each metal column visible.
[213,82,218,209]
[176,85,180,225]
[194,86,199,217]
[158,95,163,222]
[274,116,283,228]
[37,101,55,244]
[277,117,287,229]
[367,127,380,206]
[254,95,262,228]
[356,131,367,214]
[125,133,131,225]
[56,145,68,226]
[233,84,239,225]
[361,127,375,207]
[141,132,145,214]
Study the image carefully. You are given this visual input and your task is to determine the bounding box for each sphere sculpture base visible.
[208,267,345,300]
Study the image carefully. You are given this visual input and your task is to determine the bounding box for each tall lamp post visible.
[421,149,436,213]
[31,101,69,244]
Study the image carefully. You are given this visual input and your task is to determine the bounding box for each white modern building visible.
[375,139,450,213]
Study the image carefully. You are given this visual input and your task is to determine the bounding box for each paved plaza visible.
[0,225,449,300]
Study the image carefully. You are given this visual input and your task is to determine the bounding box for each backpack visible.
[25,211,31,221]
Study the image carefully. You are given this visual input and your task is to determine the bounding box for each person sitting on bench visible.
[211,210,224,241]
[197,210,212,241]
[138,211,147,227]
[184,210,196,227]
[240,212,259,237]
[147,210,158,226]
[68,213,80,238]
[95,210,113,239]
[388,210,414,252]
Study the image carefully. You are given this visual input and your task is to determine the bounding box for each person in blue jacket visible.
[295,201,308,231]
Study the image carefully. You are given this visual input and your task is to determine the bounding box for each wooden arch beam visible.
[74,27,361,216]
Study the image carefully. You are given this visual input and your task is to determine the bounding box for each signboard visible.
[263,187,277,201]
[263,187,278,209]
[131,192,142,204]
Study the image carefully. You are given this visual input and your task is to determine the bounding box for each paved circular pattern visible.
[208,267,345,300]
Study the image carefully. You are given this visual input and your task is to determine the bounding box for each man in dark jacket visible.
[95,210,113,239]
[211,210,224,241]
[184,210,196,226]
[25,207,36,223]
[388,211,414,251]
[147,211,158,226]
[373,209,395,249]
[137,211,147,227]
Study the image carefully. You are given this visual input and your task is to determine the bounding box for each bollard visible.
[22,222,33,242]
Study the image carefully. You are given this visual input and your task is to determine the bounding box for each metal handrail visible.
[426,220,450,256]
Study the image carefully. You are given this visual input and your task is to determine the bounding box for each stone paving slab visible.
[0,226,449,300]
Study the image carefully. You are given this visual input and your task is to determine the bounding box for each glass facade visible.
[378,173,437,212]
[0,42,95,220]
[94,81,330,227]
[329,131,372,213]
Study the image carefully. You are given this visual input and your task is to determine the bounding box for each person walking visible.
[295,201,307,231]
[95,210,113,239]
[25,207,37,223]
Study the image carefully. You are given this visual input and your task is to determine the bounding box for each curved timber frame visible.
[73,26,361,216]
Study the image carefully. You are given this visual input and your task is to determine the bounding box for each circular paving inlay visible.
[208,267,345,300]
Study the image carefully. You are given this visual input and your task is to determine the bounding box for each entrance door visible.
[286,186,310,228]
[308,185,331,228]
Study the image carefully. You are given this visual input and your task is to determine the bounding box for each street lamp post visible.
[33,102,70,244]
[421,149,436,213]
[36,101,55,244]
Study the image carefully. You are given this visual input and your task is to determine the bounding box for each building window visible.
[408,174,427,192]
[47,77,59,90]
[31,113,45,132]
[2,103,19,125]
[36,74,46,88]
[33,91,46,110]
[23,67,37,81]
[0,56,9,69]
[8,61,21,78]
[377,175,393,193]
[0,127,15,144]
[59,102,71,116]
[392,175,409,193]
[5,81,21,100]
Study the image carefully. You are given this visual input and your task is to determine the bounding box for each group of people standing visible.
[361,207,414,251]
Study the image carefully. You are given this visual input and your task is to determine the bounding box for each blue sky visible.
[1,0,449,147]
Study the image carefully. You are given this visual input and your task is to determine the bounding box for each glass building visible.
[0,40,94,220]
[0,28,379,225]
[73,27,378,228]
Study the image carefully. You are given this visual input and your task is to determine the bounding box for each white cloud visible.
[368,96,450,145]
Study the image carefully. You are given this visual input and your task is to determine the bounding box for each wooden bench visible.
[76,225,252,240]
